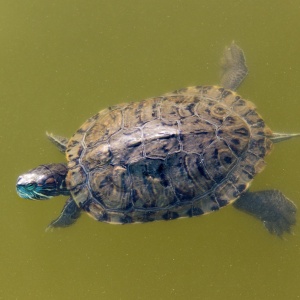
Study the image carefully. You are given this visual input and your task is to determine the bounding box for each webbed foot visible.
[233,190,297,236]
[220,42,248,91]
[46,198,81,231]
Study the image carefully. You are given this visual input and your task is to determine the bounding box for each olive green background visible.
[1,1,300,299]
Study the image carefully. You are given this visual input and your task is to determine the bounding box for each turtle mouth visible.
[16,184,51,200]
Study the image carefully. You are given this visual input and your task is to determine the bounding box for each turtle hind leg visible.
[220,42,248,91]
[233,190,297,236]
[46,132,69,153]
[46,198,81,231]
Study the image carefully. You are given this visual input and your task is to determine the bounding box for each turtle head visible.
[16,163,69,200]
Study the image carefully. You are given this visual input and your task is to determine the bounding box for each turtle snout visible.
[16,173,40,200]
[16,175,26,186]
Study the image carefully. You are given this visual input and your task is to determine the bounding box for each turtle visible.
[16,42,299,235]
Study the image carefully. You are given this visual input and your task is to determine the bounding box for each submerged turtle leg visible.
[46,198,81,230]
[46,132,69,153]
[233,190,297,236]
[220,42,248,91]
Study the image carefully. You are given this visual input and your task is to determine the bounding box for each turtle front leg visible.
[46,198,81,230]
[233,190,297,236]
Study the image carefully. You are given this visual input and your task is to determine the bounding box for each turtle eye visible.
[45,177,55,184]
[26,182,36,190]
[44,177,57,189]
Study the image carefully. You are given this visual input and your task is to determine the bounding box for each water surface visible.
[1,1,300,299]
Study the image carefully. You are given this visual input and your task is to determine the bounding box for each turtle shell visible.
[66,86,273,224]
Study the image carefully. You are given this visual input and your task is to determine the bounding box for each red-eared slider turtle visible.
[16,43,298,235]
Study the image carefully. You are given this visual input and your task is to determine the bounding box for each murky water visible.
[1,1,300,299]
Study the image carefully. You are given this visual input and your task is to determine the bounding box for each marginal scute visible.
[192,194,219,214]
[123,98,160,128]
[85,107,123,144]
[232,98,256,116]
[160,96,184,122]
[67,166,87,190]
[214,180,239,206]
[66,85,273,223]
[202,85,223,101]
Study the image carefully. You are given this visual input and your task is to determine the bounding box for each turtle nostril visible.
[16,176,23,185]
[16,175,28,187]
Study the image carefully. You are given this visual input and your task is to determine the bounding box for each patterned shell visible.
[66,86,273,224]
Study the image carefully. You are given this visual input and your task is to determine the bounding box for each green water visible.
[1,1,300,299]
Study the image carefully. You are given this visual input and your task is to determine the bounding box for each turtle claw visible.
[45,224,55,233]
